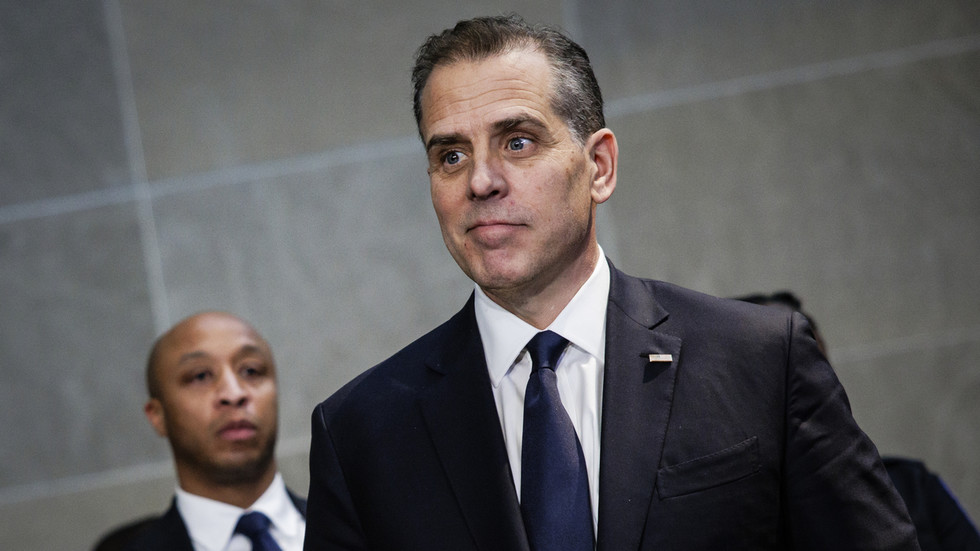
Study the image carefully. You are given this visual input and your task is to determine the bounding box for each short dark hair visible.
[411,14,605,144]
[736,291,805,312]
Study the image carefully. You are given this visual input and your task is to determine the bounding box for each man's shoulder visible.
[609,262,718,309]
[615,268,777,318]
[315,297,476,416]
[101,501,191,551]
[93,516,159,551]
[610,267,794,342]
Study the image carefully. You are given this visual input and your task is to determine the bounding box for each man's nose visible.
[216,370,248,407]
[468,156,508,200]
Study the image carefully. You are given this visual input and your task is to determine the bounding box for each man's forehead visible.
[158,313,266,364]
[421,49,555,136]
[426,49,551,98]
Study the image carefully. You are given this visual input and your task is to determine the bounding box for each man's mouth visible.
[469,218,523,233]
[218,420,258,441]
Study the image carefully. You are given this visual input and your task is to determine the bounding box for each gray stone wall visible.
[1,1,978,548]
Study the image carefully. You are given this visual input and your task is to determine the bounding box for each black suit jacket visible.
[305,262,919,550]
[101,489,306,551]
[884,457,980,551]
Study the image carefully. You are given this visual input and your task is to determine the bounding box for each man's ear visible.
[144,398,168,438]
[587,128,618,204]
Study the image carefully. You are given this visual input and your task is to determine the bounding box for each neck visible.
[482,244,600,329]
[176,463,278,509]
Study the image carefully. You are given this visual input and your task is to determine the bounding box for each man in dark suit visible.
[304,14,919,550]
[93,311,306,551]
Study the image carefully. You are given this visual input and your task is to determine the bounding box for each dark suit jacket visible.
[884,457,980,551]
[305,262,919,550]
[99,489,306,551]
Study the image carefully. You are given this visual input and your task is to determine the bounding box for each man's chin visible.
[208,455,272,485]
[467,262,532,292]
[204,445,275,485]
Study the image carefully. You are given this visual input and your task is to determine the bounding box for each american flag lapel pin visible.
[648,354,673,363]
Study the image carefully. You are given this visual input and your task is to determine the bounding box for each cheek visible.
[266,389,279,411]
[563,157,594,205]
[530,160,588,215]
[431,185,464,232]
[430,181,451,217]
[165,404,208,440]
[256,384,279,411]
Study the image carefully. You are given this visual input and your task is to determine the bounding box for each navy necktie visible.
[234,511,282,551]
[520,330,594,551]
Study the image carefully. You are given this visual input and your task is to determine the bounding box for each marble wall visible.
[1,1,978,548]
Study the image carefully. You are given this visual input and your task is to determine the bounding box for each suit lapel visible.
[287,489,307,518]
[418,297,530,551]
[142,499,195,551]
[597,264,681,551]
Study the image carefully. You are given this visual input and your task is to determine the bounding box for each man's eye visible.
[241,364,263,377]
[444,151,462,165]
[508,137,530,151]
[189,371,211,383]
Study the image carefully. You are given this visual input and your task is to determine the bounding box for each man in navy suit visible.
[93,312,306,551]
[304,15,919,550]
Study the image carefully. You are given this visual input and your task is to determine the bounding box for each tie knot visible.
[526,330,568,372]
[235,511,272,539]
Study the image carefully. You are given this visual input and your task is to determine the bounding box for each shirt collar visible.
[175,473,301,551]
[249,473,303,540]
[476,250,610,387]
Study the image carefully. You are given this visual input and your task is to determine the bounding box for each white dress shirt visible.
[475,253,609,532]
[175,472,306,551]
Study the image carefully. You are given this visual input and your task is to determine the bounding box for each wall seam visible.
[1,34,977,227]
[605,33,980,118]
[102,0,170,333]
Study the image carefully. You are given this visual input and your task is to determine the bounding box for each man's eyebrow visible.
[232,344,266,362]
[425,115,549,153]
[177,344,266,366]
[177,351,210,365]
[425,133,466,154]
[492,115,548,135]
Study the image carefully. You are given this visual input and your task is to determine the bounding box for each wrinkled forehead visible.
[420,48,557,138]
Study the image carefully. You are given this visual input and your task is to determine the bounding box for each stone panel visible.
[0,204,162,486]
[0,0,130,206]
[573,0,980,102]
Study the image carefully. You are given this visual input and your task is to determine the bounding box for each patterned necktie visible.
[520,330,594,551]
[234,511,282,551]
